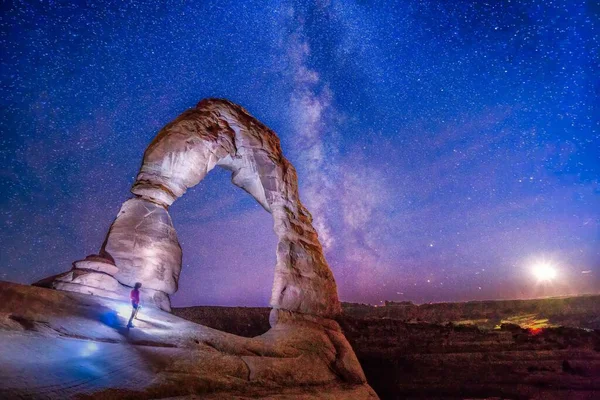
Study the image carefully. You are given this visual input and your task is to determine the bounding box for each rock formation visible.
[36,98,341,318]
[19,99,376,398]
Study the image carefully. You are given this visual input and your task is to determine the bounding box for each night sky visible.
[1,1,598,307]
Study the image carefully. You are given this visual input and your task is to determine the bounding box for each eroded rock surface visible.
[0,282,377,399]
[37,98,340,317]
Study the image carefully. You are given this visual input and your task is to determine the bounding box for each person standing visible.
[127,282,142,328]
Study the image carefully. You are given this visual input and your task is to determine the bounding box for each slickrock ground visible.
[173,297,600,400]
[0,281,376,399]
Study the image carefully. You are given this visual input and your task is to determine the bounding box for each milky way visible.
[1,1,598,306]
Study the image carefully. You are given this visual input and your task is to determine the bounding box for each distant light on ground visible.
[532,262,558,282]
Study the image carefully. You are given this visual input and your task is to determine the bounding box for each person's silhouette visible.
[127,282,142,328]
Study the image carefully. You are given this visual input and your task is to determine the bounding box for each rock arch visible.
[38,99,341,318]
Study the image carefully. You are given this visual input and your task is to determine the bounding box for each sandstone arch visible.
[39,99,341,318]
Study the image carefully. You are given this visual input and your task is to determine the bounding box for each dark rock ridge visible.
[342,295,600,330]
[173,306,272,338]
[340,317,600,400]
[171,295,600,338]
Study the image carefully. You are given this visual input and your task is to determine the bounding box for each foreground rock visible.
[0,282,376,399]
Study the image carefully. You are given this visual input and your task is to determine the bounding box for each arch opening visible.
[169,166,277,308]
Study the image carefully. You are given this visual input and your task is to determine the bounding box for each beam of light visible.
[115,302,160,326]
[116,303,133,318]
[531,262,558,282]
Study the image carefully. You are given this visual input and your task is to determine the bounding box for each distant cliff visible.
[342,294,600,330]
[172,305,271,337]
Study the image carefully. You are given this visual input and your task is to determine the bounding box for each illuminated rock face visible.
[101,197,182,295]
[38,99,341,317]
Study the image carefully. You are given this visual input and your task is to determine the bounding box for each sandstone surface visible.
[0,281,376,399]
[101,197,182,295]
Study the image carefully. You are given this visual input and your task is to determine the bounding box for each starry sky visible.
[1,1,598,307]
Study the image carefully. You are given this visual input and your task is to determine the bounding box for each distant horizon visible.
[2,274,598,309]
[170,288,600,309]
[163,290,600,309]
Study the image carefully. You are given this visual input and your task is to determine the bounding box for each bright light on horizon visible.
[532,262,558,282]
